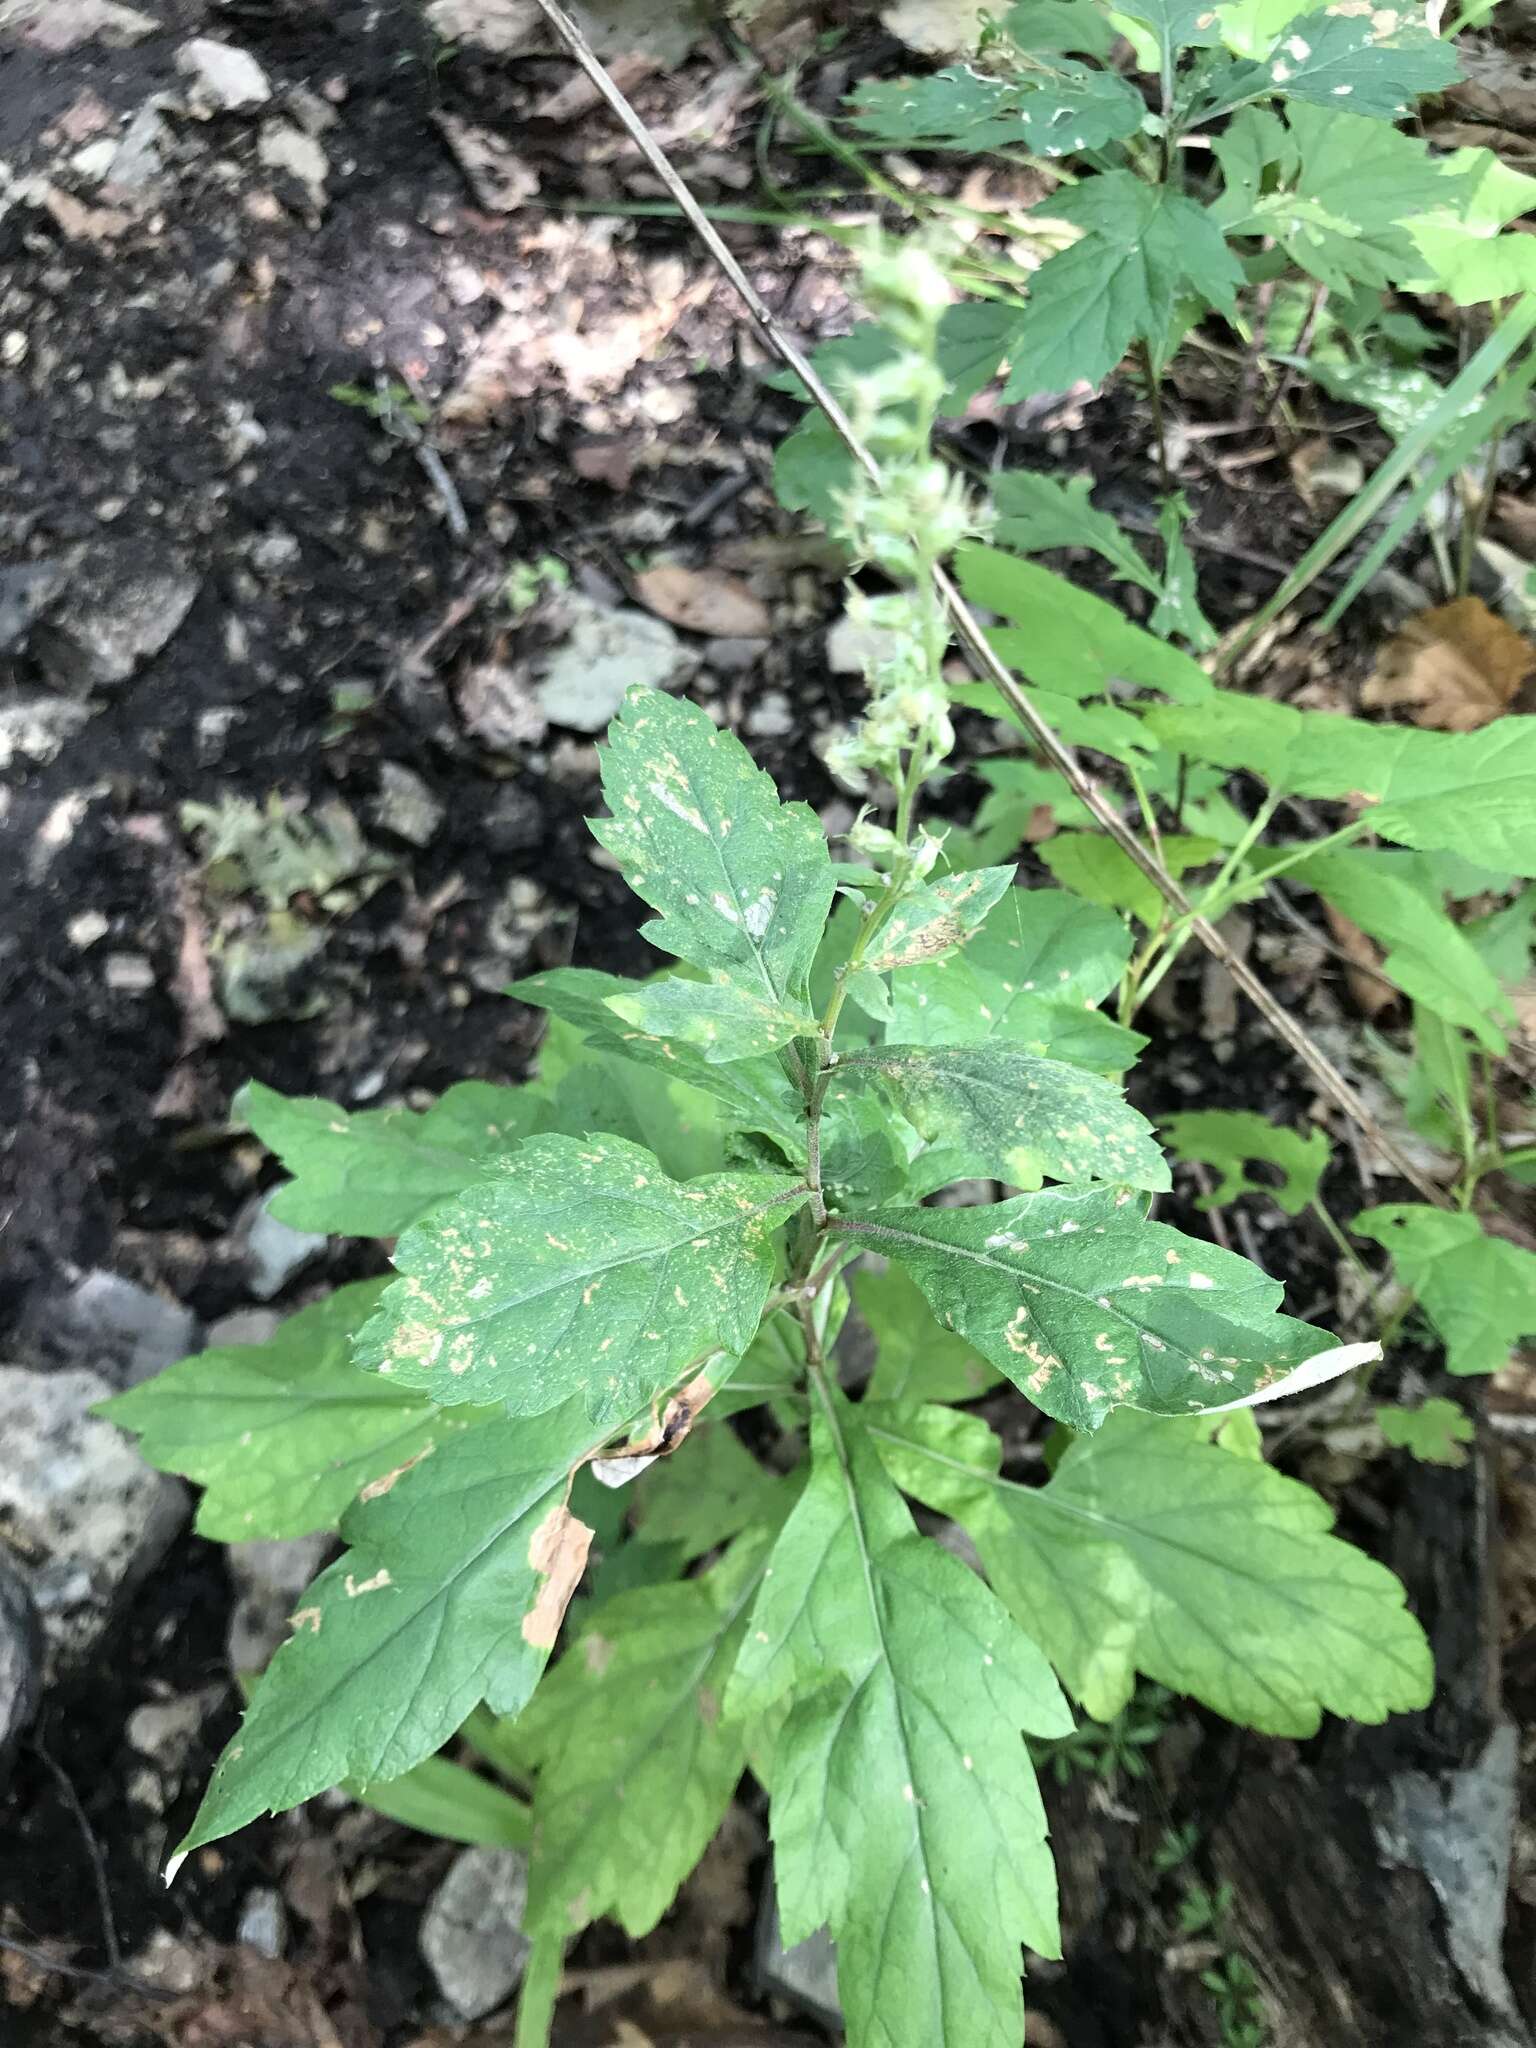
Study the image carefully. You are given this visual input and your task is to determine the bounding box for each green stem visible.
[513,1931,564,2048]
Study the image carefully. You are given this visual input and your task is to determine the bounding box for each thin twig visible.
[529,0,1449,1209]
[32,1739,121,1972]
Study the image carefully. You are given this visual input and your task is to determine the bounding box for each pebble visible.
[105,952,155,994]
[238,1191,327,1301]
[0,558,69,654]
[373,761,445,848]
[745,689,795,738]
[756,1886,841,2027]
[826,610,903,679]
[421,1846,531,2021]
[237,1887,287,1958]
[535,597,687,733]
[480,782,544,854]
[177,37,272,113]
[225,1533,330,1673]
[0,1560,42,1794]
[37,554,200,691]
[704,636,764,676]
[0,698,91,770]
[0,1365,188,1673]
[51,1269,199,1390]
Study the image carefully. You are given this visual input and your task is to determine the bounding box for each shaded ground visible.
[3,2,1535,2044]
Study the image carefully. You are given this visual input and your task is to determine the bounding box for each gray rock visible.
[536,598,686,733]
[0,1559,42,1792]
[756,1885,841,2027]
[0,0,157,52]
[0,698,91,770]
[205,1307,281,1351]
[125,1686,222,1814]
[36,553,199,691]
[177,37,272,112]
[107,96,174,192]
[0,1365,188,1673]
[225,1533,330,1673]
[421,1845,531,2020]
[481,782,544,854]
[745,689,795,738]
[236,1887,287,1958]
[373,761,445,848]
[0,559,69,654]
[257,123,329,209]
[704,636,764,676]
[238,1192,327,1301]
[52,1269,199,1390]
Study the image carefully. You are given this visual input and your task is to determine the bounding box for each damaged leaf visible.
[1364,597,1535,733]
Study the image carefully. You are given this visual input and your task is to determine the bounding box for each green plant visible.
[103,253,1443,2048]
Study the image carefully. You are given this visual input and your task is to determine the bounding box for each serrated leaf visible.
[593,689,836,1011]
[1038,831,1221,930]
[991,470,1160,592]
[1254,8,1459,117]
[1354,1205,1536,1375]
[870,1402,1433,1733]
[1144,698,1536,877]
[348,1752,531,1848]
[1213,105,1459,292]
[937,298,1017,408]
[1004,0,1117,54]
[1004,173,1242,398]
[1376,1396,1474,1467]
[856,1263,1002,1404]
[176,1397,620,1858]
[353,1134,806,1423]
[727,1388,1070,2048]
[861,865,1016,972]
[1110,0,1222,61]
[1215,0,1312,58]
[835,1043,1170,1192]
[1149,497,1216,650]
[100,1282,492,1541]
[511,967,803,1154]
[633,1421,784,1559]
[838,1183,1337,1430]
[1404,146,1536,306]
[847,59,1144,156]
[1295,357,1472,440]
[956,546,1214,703]
[243,1080,539,1238]
[519,1531,770,1939]
[1161,1109,1329,1215]
[890,883,1132,1025]
[606,973,815,1062]
[1292,846,1509,1050]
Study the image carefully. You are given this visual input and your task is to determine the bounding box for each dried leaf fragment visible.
[433,112,539,213]
[1364,596,1535,733]
[522,1503,594,1647]
[634,563,770,638]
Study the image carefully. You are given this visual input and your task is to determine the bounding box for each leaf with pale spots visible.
[99,1282,494,1542]
[510,968,804,1155]
[726,1388,1070,2048]
[836,1184,1331,1432]
[856,1263,1001,1404]
[605,974,816,1063]
[175,1396,622,1859]
[592,689,837,1009]
[870,1402,1432,1734]
[1241,9,1459,120]
[519,1526,775,1941]
[242,1080,542,1238]
[836,1043,1170,1195]
[354,1135,807,1424]
[846,59,1144,157]
[860,865,1016,974]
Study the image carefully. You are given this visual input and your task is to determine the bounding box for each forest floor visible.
[2,2,1536,2044]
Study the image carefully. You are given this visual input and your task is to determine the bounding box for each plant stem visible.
[513,1931,564,2048]
[1141,341,1174,494]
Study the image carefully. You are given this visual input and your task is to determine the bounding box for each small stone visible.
[237,1887,287,1959]
[0,558,70,655]
[745,689,795,738]
[457,663,547,753]
[705,636,763,676]
[0,1365,188,1673]
[480,782,544,854]
[125,1688,221,1812]
[258,123,329,208]
[238,1192,327,1301]
[177,37,272,113]
[0,699,91,769]
[105,952,155,994]
[106,96,172,190]
[0,1560,42,1795]
[536,598,687,733]
[756,1886,841,2027]
[373,761,445,848]
[0,0,157,52]
[225,1533,330,1673]
[827,611,903,678]
[205,1307,281,1350]
[421,1846,531,2021]
[53,1269,199,1389]
[248,528,301,575]
[36,553,199,691]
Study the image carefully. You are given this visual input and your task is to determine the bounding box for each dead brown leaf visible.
[1323,904,1396,1020]
[571,438,639,491]
[1447,42,1536,132]
[522,1502,593,1647]
[432,113,539,213]
[633,564,769,638]
[1363,596,1535,732]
